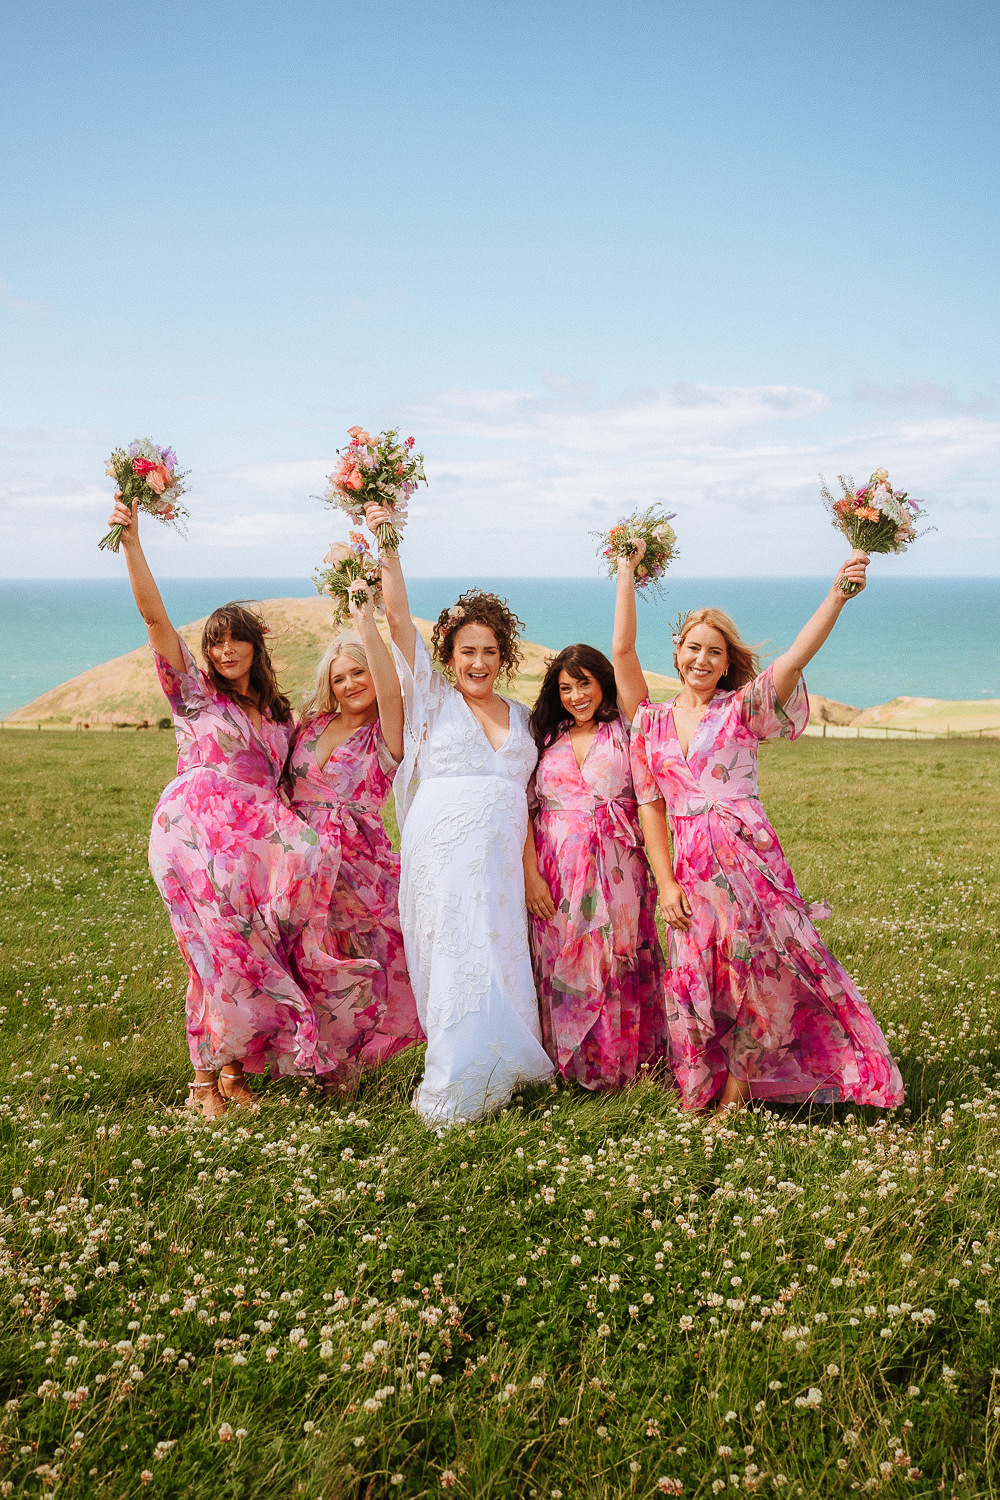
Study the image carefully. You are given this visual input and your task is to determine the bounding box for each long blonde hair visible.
[674,608,760,691]
[300,636,370,721]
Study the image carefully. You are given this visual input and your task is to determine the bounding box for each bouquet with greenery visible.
[99,439,189,552]
[821,469,927,594]
[594,503,678,598]
[313,533,384,625]
[321,425,426,552]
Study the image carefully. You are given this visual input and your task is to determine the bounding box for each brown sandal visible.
[186,1079,227,1119]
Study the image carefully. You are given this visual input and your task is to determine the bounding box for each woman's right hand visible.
[109,494,138,544]
[525,869,557,921]
[659,878,692,932]
[347,579,374,624]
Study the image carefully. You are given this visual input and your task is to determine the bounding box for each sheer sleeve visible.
[739,665,809,741]
[153,637,212,723]
[390,632,449,827]
[629,699,663,806]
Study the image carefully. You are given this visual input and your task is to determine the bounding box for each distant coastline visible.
[2,576,999,720]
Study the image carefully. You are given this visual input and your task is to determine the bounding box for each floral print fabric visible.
[149,640,369,1076]
[285,716,423,1082]
[630,667,904,1109]
[530,717,668,1089]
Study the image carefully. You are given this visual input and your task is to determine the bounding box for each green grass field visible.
[1,733,998,1499]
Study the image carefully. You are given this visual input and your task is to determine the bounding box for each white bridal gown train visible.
[392,635,553,1123]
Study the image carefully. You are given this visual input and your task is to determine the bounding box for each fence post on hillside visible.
[822,722,827,738]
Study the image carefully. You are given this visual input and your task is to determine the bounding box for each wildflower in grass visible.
[657,1480,684,1496]
[141,1473,153,1485]
[218,1424,234,1442]
[440,1472,457,1489]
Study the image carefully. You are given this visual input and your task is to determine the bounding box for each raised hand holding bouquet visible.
[321,425,426,553]
[313,532,384,626]
[99,439,189,552]
[821,468,927,594]
[594,503,678,598]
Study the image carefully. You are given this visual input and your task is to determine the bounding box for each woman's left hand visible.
[525,869,557,921]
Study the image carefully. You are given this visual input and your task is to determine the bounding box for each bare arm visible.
[523,819,556,920]
[612,549,650,722]
[109,497,184,672]
[347,582,405,762]
[639,800,692,932]
[770,553,869,707]
[365,503,417,670]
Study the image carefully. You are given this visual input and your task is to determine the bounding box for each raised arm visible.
[109,497,184,671]
[612,544,650,722]
[346,581,405,762]
[365,503,417,671]
[770,553,869,707]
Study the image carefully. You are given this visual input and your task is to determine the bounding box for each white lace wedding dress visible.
[392,635,553,1124]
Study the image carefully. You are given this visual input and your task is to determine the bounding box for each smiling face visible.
[558,668,603,727]
[206,632,255,688]
[676,623,729,694]
[451,623,501,699]
[328,653,376,717]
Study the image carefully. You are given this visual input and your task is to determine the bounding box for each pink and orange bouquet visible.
[594,503,678,599]
[313,532,384,626]
[821,469,927,594]
[99,439,190,553]
[320,425,426,552]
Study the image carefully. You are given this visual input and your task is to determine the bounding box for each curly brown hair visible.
[431,589,524,681]
[201,602,293,724]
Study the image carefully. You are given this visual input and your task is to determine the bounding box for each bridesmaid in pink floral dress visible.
[286,584,422,1087]
[615,542,904,1114]
[108,497,367,1118]
[524,645,668,1089]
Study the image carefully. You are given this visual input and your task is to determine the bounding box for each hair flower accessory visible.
[447,604,466,624]
[99,439,190,552]
[592,503,678,600]
[318,425,427,553]
[820,469,930,594]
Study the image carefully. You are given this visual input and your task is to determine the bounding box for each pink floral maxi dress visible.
[630,669,904,1110]
[531,717,669,1089]
[285,717,423,1080]
[149,641,367,1076]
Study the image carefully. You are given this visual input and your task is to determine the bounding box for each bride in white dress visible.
[365,504,553,1124]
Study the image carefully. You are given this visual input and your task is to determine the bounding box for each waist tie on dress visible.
[671,797,831,921]
[593,796,641,851]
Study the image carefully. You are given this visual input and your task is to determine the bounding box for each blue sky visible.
[1,0,997,577]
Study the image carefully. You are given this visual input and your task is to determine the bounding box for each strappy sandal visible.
[186,1079,226,1119]
[218,1067,256,1108]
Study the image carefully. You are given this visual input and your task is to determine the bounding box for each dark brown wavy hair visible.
[431,589,524,681]
[529,644,619,753]
[201,602,292,724]
[673,607,760,691]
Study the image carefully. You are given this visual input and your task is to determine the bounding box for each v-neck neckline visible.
[669,693,721,764]
[563,721,600,775]
[459,688,512,756]
[313,717,370,773]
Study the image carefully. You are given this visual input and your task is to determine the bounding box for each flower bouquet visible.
[313,533,384,625]
[821,469,927,594]
[99,439,190,553]
[320,425,426,552]
[594,503,678,598]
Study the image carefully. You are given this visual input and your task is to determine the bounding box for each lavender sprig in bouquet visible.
[320,426,426,553]
[313,533,384,626]
[99,439,190,553]
[821,469,927,594]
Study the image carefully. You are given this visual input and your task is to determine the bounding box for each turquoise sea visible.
[1,577,997,719]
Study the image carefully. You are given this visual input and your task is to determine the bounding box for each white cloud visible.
[1,380,997,577]
[0,276,48,314]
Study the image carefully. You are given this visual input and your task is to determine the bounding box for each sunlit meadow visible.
[1,732,998,1499]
